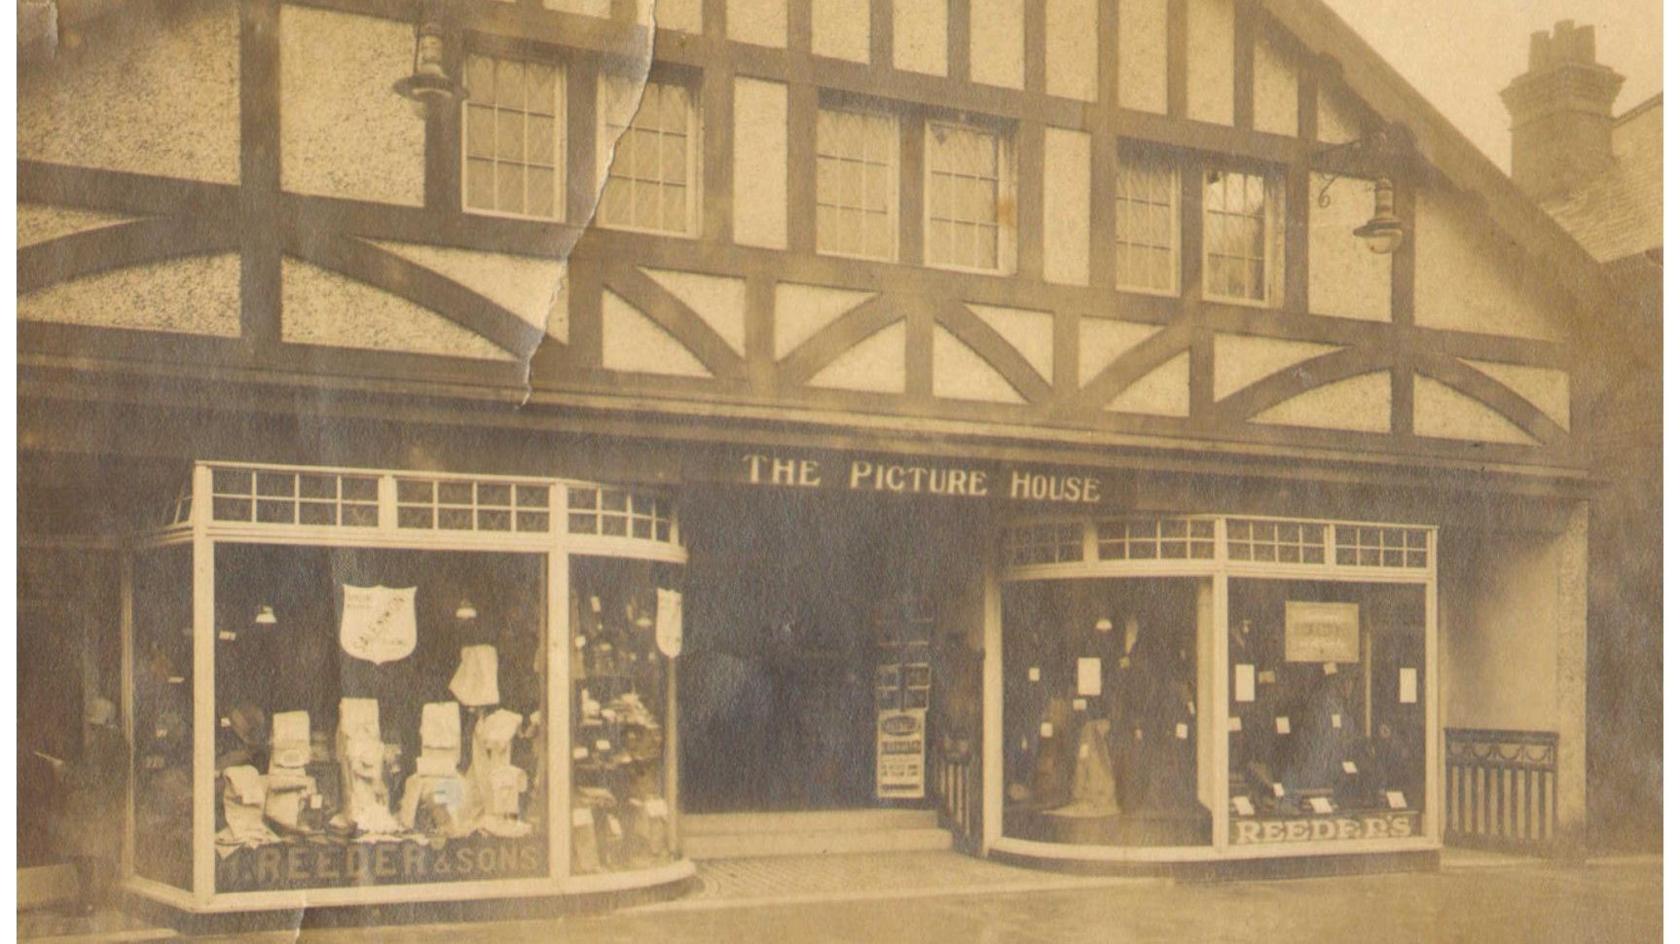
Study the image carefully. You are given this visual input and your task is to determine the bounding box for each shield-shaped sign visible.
[655,588,683,658]
[340,585,418,664]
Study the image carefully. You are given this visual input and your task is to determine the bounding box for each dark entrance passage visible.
[678,487,979,814]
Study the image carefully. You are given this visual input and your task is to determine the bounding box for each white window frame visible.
[1114,152,1181,297]
[815,106,901,263]
[1201,166,1284,308]
[460,54,567,222]
[923,120,1017,275]
[596,75,703,238]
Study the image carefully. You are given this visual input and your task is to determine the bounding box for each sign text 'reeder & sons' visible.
[740,453,1103,504]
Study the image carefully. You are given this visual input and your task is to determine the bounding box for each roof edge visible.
[1261,0,1619,323]
[1616,92,1663,126]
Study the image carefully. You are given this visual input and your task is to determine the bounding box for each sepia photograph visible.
[11,0,1663,940]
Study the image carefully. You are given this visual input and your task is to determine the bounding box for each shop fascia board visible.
[20,361,1594,500]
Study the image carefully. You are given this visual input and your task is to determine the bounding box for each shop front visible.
[990,516,1434,871]
[123,461,689,913]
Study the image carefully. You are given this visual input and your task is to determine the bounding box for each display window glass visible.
[1226,580,1426,846]
[1002,578,1214,847]
[208,544,548,893]
[132,546,195,891]
[568,556,680,874]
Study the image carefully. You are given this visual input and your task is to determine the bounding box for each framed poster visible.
[875,708,927,799]
[1284,601,1360,663]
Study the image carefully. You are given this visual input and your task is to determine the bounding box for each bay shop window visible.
[996,515,1435,861]
[126,463,688,912]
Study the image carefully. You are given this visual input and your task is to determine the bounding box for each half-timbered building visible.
[18,0,1615,916]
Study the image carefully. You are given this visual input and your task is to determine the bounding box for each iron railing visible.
[1444,728,1560,855]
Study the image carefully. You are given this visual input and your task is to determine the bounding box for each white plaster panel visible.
[808,321,907,393]
[1213,334,1341,401]
[658,0,705,33]
[282,258,511,360]
[812,0,871,62]
[970,0,1025,90]
[733,79,789,249]
[1046,0,1100,101]
[371,241,564,339]
[1308,175,1392,322]
[1042,128,1093,286]
[1439,530,1561,733]
[1118,0,1169,114]
[1185,0,1234,125]
[280,5,425,206]
[1250,370,1391,433]
[1078,318,1159,386]
[602,289,711,377]
[1317,84,1363,145]
[20,254,241,337]
[728,0,789,47]
[545,0,612,15]
[1253,31,1298,137]
[1413,375,1538,445]
[934,326,1026,403]
[19,0,239,183]
[18,204,141,247]
[1465,359,1570,431]
[968,304,1054,381]
[1107,351,1189,416]
[894,0,949,77]
[775,283,878,359]
[641,268,748,355]
[1414,188,1561,341]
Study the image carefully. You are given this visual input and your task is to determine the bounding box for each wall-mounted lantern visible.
[1316,125,1410,255]
[392,2,463,119]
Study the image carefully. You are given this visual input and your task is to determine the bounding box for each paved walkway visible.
[19,850,1661,943]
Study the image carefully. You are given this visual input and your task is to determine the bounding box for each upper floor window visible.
[925,121,1013,273]
[1115,154,1179,295]
[1202,168,1282,305]
[599,77,700,237]
[816,108,899,261]
[463,55,564,221]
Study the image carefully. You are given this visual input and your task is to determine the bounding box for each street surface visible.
[22,852,1661,943]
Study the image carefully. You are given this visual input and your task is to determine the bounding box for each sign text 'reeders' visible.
[740,453,1102,505]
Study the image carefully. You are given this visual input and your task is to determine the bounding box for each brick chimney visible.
[1501,20,1625,201]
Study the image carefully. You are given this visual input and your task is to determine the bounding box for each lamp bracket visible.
[1313,124,1406,208]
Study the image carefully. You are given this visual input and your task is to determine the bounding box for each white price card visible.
[1271,783,1285,798]
[1258,670,1276,685]
[1028,666,1041,682]
[1232,796,1256,816]
[1235,664,1256,703]
[1399,667,1419,704]
[572,808,595,827]
[1072,698,1087,712]
[1040,722,1054,738]
[1342,761,1358,775]
[1308,796,1334,814]
[1323,662,1337,675]
[1386,791,1408,810]
[1175,723,1189,740]
[1228,716,1243,732]
[1331,713,1342,729]
[1077,658,1102,696]
[656,588,684,657]
[1275,716,1291,735]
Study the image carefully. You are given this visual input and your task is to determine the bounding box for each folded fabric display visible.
[334,698,403,836]
[462,708,532,837]
[449,645,500,707]
[264,711,321,833]
[400,701,468,835]
[217,765,278,857]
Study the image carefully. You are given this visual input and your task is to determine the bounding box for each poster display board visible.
[874,596,932,799]
[1284,601,1360,663]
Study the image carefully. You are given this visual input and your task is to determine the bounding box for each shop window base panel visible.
[118,862,697,929]
[987,843,1438,880]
